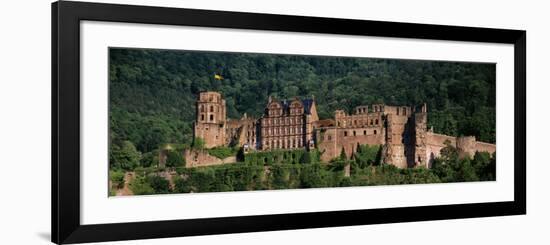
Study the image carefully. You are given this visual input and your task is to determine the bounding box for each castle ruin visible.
[188,91,496,168]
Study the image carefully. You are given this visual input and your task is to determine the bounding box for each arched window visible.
[374,130,377,135]
[364,130,367,135]
[200,105,205,112]
[375,119,379,125]
[370,120,373,125]
[210,115,214,121]
[210,106,214,112]
[344,131,348,137]
[353,131,356,136]
[201,114,205,121]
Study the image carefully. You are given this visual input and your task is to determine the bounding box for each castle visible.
[188,91,495,168]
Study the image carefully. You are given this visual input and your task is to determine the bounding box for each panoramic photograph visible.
[108,48,496,196]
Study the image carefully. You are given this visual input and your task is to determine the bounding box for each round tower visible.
[456,136,476,158]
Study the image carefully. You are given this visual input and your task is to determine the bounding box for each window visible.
[353,131,356,136]
[210,106,214,112]
[396,108,399,115]
[364,130,367,135]
[200,105,205,112]
[201,114,205,121]
[370,120,373,125]
[344,131,348,137]
[375,119,379,125]
[328,135,332,141]
[374,130,377,135]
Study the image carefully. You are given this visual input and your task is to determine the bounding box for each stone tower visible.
[194,91,227,148]
[413,103,428,168]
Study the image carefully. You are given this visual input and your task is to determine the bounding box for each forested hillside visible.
[109,48,496,154]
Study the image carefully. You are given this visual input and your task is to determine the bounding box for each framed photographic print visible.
[52,1,526,244]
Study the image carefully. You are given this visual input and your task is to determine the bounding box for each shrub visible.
[165,150,185,167]
[207,146,238,159]
[128,176,155,195]
[109,170,125,189]
[146,175,171,194]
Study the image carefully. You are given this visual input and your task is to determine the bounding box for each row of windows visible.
[343,130,377,137]
[263,127,303,136]
[337,118,380,127]
[396,107,408,116]
[199,105,219,113]
[263,138,304,149]
[199,114,215,121]
[263,117,303,126]
[320,129,378,141]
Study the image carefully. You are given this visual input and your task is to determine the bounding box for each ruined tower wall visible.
[384,114,410,168]
[194,92,227,148]
[413,106,428,168]
[456,136,477,158]
[317,127,384,162]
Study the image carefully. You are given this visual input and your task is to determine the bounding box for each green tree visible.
[165,150,184,167]
[128,176,155,195]
[110,141,141,170]
[339,147,347,161]
[146,175,171,194]
[109,170,125,189]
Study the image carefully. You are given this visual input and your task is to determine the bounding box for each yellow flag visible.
[214,74,223,80]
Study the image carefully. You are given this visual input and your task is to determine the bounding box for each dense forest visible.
[110,144,495,196]
[109,48,496,157]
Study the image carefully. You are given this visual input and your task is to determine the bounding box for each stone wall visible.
[184,149,237,168]
[425,133,496,167]
[384,114,411,168]
[316,126,384,162]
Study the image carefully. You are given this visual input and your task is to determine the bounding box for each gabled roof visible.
[301,99,314,115]
[276,98,315,115]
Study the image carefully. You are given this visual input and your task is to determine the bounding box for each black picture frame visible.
[52,1,526,244]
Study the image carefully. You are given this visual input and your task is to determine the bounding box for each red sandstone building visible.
[190,91,495,168]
